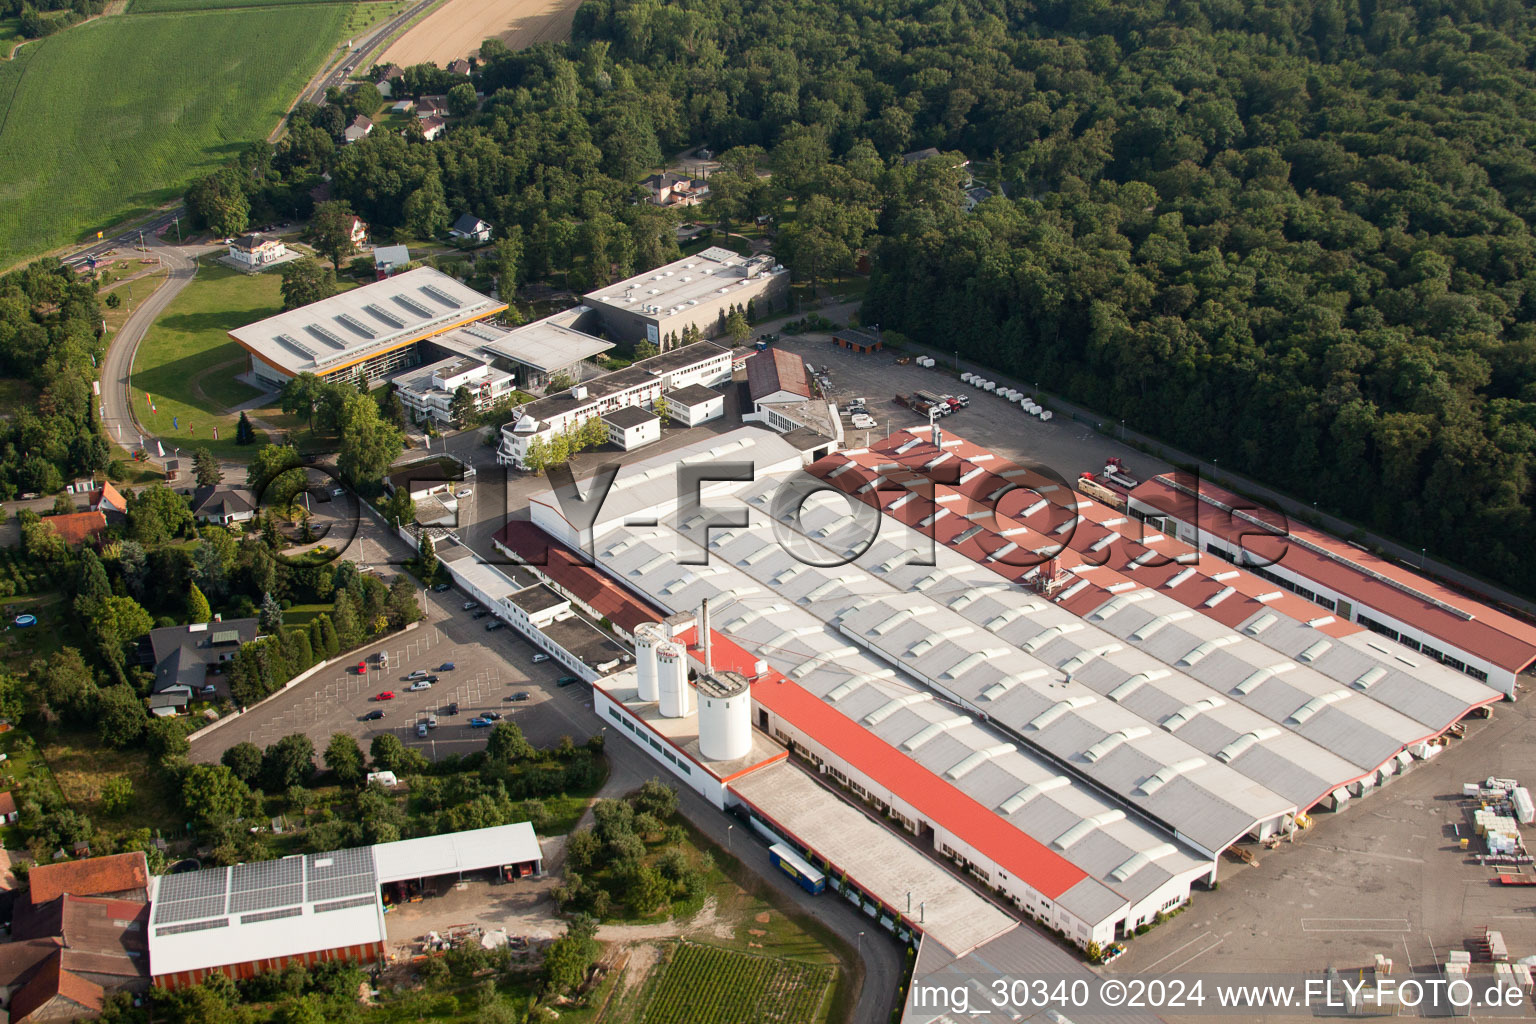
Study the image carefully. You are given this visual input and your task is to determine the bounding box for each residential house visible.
[419,114,446,141]
[42,512,106,548]
[415,95,446,119]
[190,485,256,525]
[373,244,410,278]
[86,481,127,516]
[227,233,288,268]
[139,619,260,696]
[0,791,16,825]
[348,215,368,246]
[1,853,152,1022]
[148,689,192,718]
[390,98,414,114]
[343,115,373,144]
[447,58,471,75]
[374,63,403,96]
[963,185,993,211]
[640,172,709,208]
[449,213,492,243]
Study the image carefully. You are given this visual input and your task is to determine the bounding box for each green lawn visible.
[130,259,277,457]
[0,4,354,267]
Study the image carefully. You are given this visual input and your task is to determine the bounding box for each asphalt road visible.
[299,0,439,108]
[61,206,185,270]
[97,237,203,466]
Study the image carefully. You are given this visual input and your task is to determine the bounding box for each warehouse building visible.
[229,267,506,389]
[147,823,542,988]
[1127,473,1536,695]
[514,425,1502,951]
[582,248,789,348]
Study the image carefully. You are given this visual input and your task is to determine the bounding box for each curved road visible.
[98,237,202,466]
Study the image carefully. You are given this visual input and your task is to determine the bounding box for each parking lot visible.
[189,585,601,766]
[774,333,1166,487]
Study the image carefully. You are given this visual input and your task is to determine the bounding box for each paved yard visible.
[1107,691,1536,977]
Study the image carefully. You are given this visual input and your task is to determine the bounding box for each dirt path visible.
[595,896,736,944]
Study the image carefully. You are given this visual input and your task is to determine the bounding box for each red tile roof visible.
[43,511,106,547]
[8,951,104,1022]
[1132,473,1536,675]
[746,348,810,402]
[0,791,17,817]
[27,852,148,906]
[494,520,666,636]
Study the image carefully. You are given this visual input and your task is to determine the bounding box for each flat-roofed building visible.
[431,307,612,389]
[228,267,506,389]
[393,356,515,426]
[604,406,660,450]
[582,248,789,348]
[664,383,724,426]
[496,344,730,470]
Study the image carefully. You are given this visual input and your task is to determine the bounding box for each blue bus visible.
[769,843,826,895]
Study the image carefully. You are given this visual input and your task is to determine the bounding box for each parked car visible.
[408,681,432,692]
[425,675,440,684]
[531,653,550,663]
[472,610,489,619]
[445,702,459,715]
[483,711,502,721]
[407,670,429,680]
[462,601,478,611]
[468,717,493,727]
[356,661,368,674]
[416,722,429,738]
[508,692,530,702]
[455,488,472,498]
[362,710,385,721]
[200,684,217,697]
[426,715,438,728]
[556,676,579,687]
[438,662,455,671]
[486,621,505,631]
[431,582,451,592]
[375,691,395,701]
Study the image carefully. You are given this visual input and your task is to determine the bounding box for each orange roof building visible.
[27,852,148,906]
[43,511,106,548]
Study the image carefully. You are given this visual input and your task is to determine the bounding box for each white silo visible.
[634,622,664,702]
[656,640,692,718]
[698,671,753,762]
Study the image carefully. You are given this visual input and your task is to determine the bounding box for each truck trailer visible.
[768,843,827,894]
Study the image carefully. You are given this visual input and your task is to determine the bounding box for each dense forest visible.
[163,0,1536,597]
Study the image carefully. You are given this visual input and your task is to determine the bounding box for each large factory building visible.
[505,425,1502,953]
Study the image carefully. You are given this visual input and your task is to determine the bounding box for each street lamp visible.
[727,824,733,852]
[857,931,864,957]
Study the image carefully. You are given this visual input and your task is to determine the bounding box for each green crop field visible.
[639,942,835,1024]
[0,5,351,267]
[128,0,355,12]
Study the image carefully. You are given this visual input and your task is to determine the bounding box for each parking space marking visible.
[1300,918,1411,933]
[1140,934,1214,972]
[1161,937,1223,974]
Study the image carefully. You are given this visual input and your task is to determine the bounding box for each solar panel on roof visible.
[336,313,376,339]
[420,284,462,309]
[241,906,303,924]
[154,894,227,924]
[275,333,318,361]
[305,323,349,350]
[364,303,406,328]
[210,629,240,645]
[393,295,432,318]
[314,895,377,914]
[155,918,229,937]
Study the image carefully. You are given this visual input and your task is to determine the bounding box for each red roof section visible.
[0,791,17,817]
[662,622,1088,898]
[8,951,104,1022]
[1132,474,1536,674]
[494,520,667,636]
[43,511,106,548]
[27,852,148,906]
[746,348,810,402]
[748,668,1089,900]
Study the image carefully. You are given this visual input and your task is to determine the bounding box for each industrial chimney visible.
[700,598,713,677]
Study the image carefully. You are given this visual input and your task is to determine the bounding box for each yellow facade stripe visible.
[225,304,509,379]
